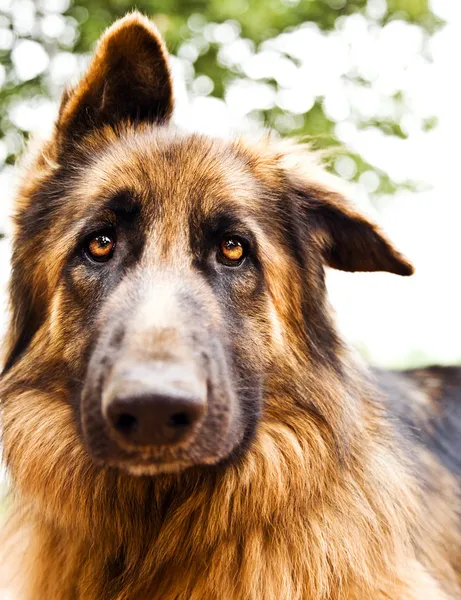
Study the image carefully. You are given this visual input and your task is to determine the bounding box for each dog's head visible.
[1,13,413,478]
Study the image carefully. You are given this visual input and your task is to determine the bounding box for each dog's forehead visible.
[77,131,263,219]
[31,131,284,285]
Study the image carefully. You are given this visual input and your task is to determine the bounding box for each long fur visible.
[1,12,460,600]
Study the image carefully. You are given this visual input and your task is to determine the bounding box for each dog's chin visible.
[100,452,234,477]
[86,441,241,477]
[116,459,196,477]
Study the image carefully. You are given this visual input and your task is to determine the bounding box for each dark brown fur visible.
[1,12,460,600]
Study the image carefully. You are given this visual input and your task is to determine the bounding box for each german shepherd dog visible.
[1,12,460,600]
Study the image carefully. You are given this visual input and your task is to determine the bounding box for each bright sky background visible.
[0,0,460,370]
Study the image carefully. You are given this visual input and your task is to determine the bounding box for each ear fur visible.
[305,184,414,275]
[57,12,173,146]
[284,163,413,276]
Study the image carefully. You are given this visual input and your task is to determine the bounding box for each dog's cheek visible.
[229,312,266,417]
[238,293,277,370]
[59,308,98,377]
[56,265,116,373]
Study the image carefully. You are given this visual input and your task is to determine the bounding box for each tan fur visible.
[1,12,460,600]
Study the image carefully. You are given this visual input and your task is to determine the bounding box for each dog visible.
[1,12,460,600]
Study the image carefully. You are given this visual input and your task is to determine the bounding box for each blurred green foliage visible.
[0,0,441,195]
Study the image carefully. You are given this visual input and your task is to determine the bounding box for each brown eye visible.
[219,236,246,265]
[85,231,116,262]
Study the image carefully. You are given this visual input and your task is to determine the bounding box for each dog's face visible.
[69,133,275,474]
[2,14,413,478]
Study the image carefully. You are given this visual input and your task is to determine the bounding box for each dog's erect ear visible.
[290,179,414,276]
[57,12,173,146]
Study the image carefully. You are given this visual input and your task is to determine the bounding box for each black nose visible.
[104,363,207,446]
[107,393,205,446]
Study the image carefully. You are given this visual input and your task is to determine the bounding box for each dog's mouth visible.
[81,368,244,477]
[84,420,242,476]
[79,322,258,476]
[102,454,198,476]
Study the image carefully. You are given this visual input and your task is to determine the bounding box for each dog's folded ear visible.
[289,175,414,276]
[57,12,173,146]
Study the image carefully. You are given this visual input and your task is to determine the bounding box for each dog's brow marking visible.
[103,190,140,215]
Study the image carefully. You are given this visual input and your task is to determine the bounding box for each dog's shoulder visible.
[375,365,461,479]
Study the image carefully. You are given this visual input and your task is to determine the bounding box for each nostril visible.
[105,375,207,446]
[115,412,138,435]
[167,411,192,429]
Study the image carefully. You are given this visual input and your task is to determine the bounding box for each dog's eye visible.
[84,231,116,262]
[218,236,246,266]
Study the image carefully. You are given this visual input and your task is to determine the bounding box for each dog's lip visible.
[117,458,196,476]
[87,437,231,476]
[97,453,204,476]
